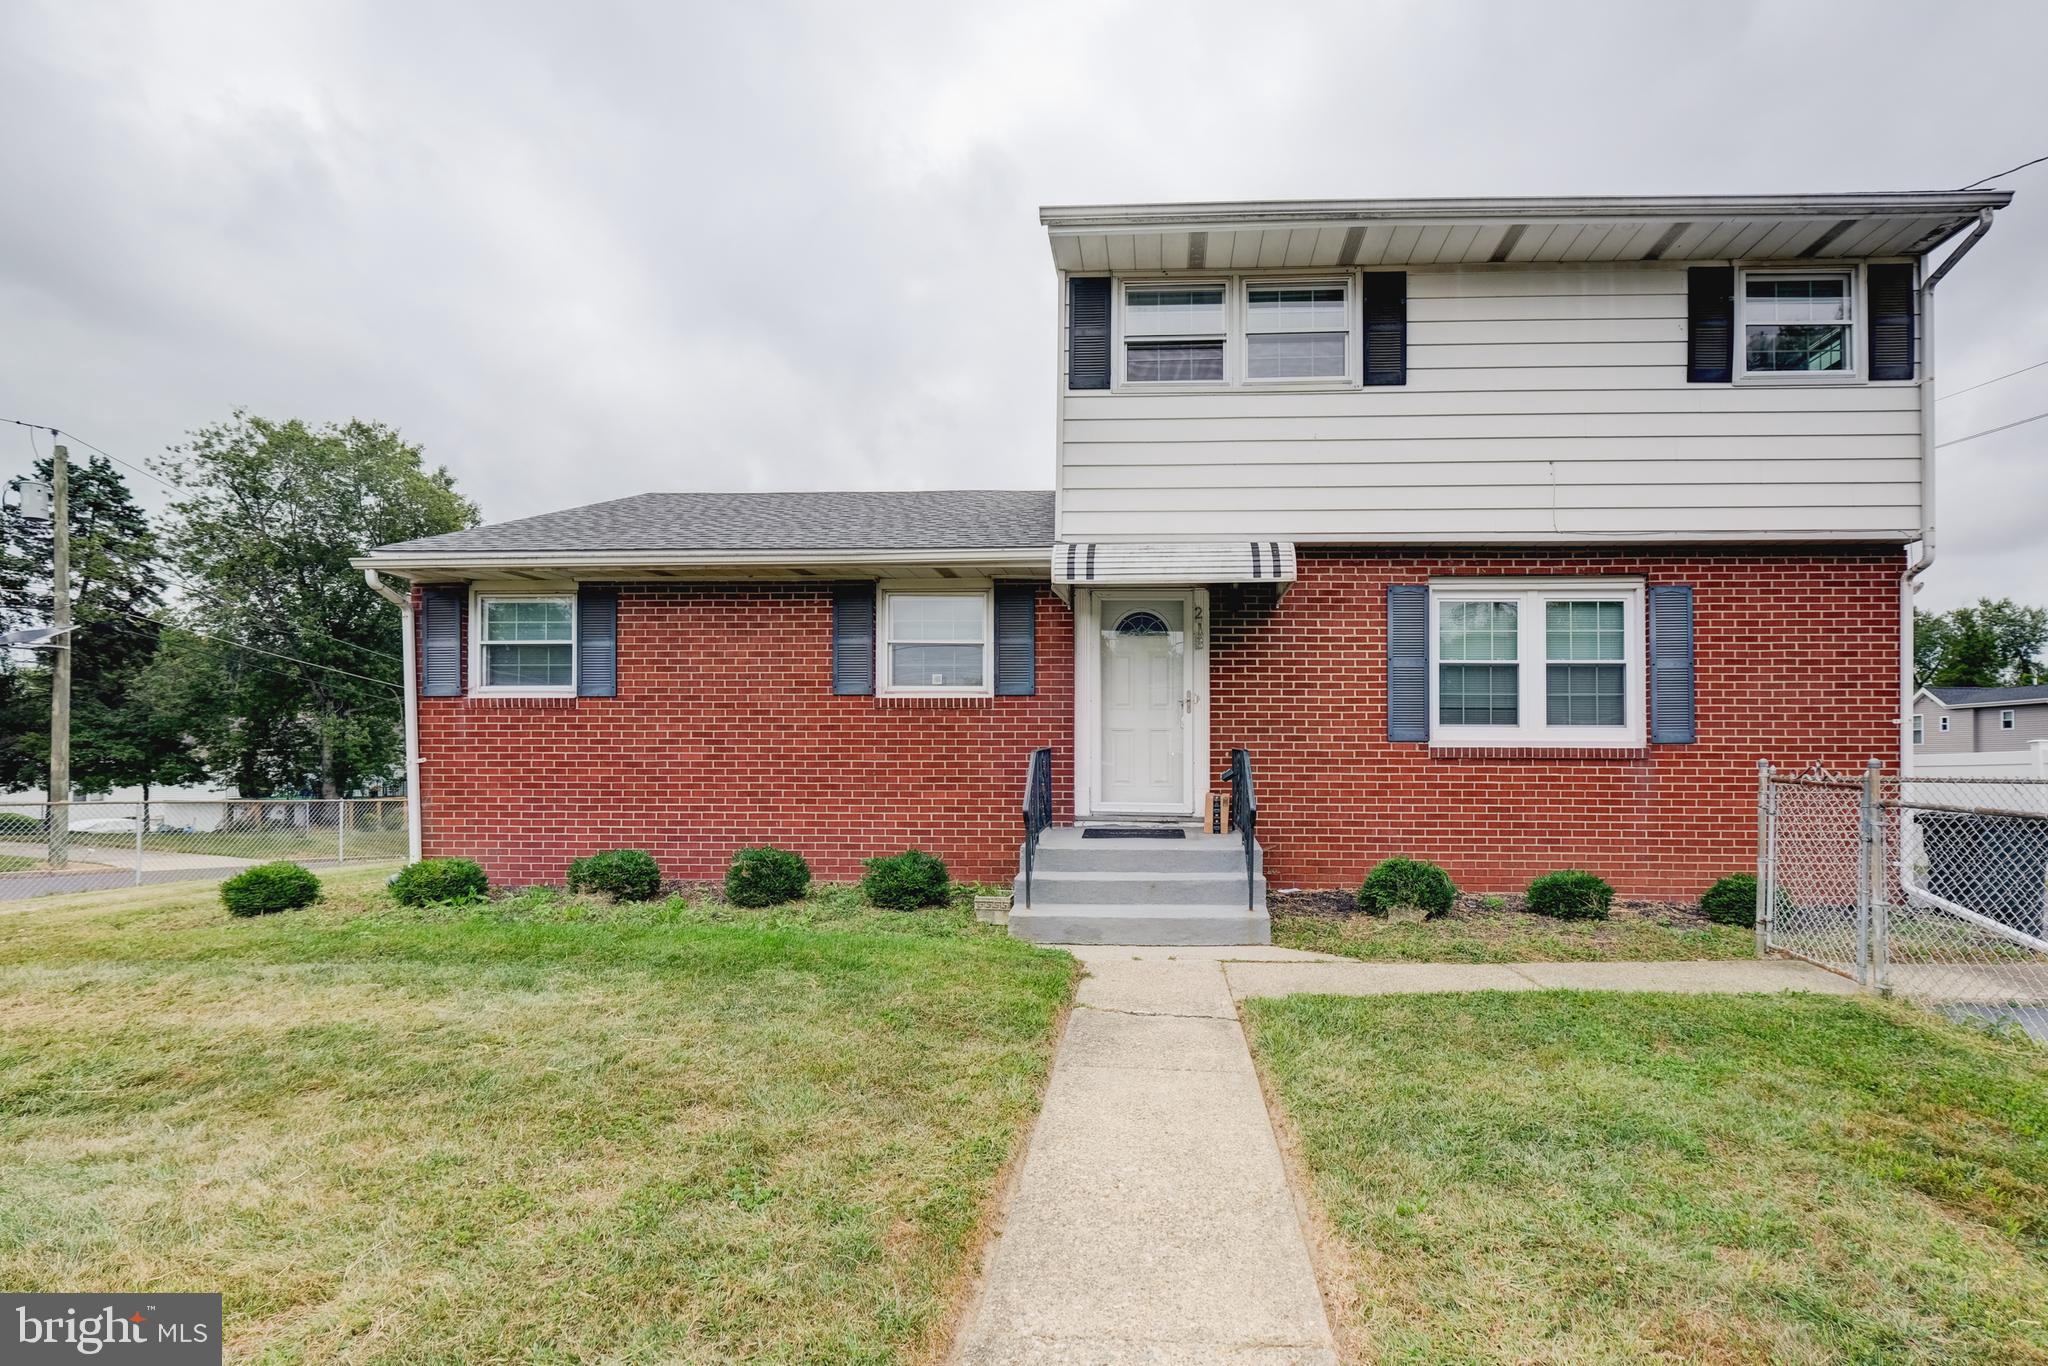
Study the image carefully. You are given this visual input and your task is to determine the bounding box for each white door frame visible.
[1073,586,1210,820]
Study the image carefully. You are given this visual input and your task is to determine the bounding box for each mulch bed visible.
[1271,887,1716,926]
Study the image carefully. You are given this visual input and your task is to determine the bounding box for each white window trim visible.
[1428,578,1646,749]
[471,591,577,697]
[1110,272,1368,393]
[1913,714,1925,745]
[876,582,994,697]
[1940,714,1951,732]
[1734,264,1860,384]
[2002,709,2017,729]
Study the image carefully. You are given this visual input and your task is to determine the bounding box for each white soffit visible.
[1055,541,1297,587]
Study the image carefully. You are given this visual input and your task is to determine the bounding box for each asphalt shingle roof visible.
[1926,684,2048,707]
[374,490,1055,556]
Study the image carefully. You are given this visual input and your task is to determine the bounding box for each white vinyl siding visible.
[1059,262,1922,544]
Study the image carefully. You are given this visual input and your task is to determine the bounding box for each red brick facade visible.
[417,546,1902,897]
[1208,546,1905,898]
[416,583,1073,886]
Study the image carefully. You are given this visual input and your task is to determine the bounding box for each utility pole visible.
[47,443,70,869]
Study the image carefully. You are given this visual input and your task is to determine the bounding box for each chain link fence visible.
[0,799,409,902]
[1762,762,2048,1036]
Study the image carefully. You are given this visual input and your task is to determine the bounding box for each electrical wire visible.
[102,604,402,693]
[1934,409,2048,448]
[1940,357,2048,402]
[1958,153,2048,191]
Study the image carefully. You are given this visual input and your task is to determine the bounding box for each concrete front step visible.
[1007,902,1273,946]
[1015,867,1267,907]
[1029,829,1257,874]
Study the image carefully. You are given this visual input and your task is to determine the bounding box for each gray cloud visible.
[1,0,2043,610]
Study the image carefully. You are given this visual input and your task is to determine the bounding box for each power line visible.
[104,603,401,693]
[1958,153,2048,191]
[1935,409,2048,448]
[1940,357,2048,402]
[0,418,186,495]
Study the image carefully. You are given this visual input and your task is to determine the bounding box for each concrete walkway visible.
[952,948,1858,1365]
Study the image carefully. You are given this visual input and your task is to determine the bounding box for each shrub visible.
[0,811,39,836]
[1526,869,1614,921]
[725,846,811,907]
[221,861,321,917]
[861,849,951,910]
[391,857,490,907]
[1356,857,1457,919]
[1700,873,1760,927]
[566,849,663,902]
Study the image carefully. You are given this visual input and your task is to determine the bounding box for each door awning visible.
[1054,541,1297,587]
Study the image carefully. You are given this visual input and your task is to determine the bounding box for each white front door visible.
[1097,593,1194,813]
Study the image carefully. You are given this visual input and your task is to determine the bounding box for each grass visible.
[1272,900,1754,963]
[0,868,1075,1362]
[0,855,38,873]
[1247,991,2048,1364]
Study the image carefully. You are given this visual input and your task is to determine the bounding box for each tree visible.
[1915,597,2048,689]
[0,453,199,795]
[156,413,478,797]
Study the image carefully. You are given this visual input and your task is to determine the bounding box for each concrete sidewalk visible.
[952,948,1857,1363]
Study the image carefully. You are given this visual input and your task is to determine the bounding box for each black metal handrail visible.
[1021,746,1053,908]
[1220,747,1257,910]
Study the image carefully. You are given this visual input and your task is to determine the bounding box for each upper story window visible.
[1740,270,1855,378]
[1432,581,1643,748]
[1246,282,1349,379]
[1122,284,1226,383]
[2002,708,2017,730]
[475,595,575,693]
[1940,714,1951,732]
[880,588,992,696]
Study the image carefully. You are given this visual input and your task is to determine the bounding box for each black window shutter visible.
[831,585,875,695]
[1387,584,1429,741]
[1068,277,1111,390]
[420,583,466,697]
[1687,267,1734,383]
[1648,584,1696,744]
[1362,271,1407,386]
[1868,264,1916,381]
[994,583,1036,696]
[576,583,618,697]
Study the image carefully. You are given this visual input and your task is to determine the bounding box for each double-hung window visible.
[475,594,575,693]
[1913,714,1925,745]
[1121,283,1226,383]
[879,588,992,695]
[1246,281,1349,380]
[1739,270,1855,377]
[2002,708,2017,730]
[1432,582,1643,746]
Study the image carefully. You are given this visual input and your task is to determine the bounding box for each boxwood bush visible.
[221,861,321,917]
[725,846,811,907]
[1700,873,1760,927]
[1526,869,1614,921]
[861,849,950,910]
[1356,857,1457,919]
[390,857,490,907]
[567,849,662,901]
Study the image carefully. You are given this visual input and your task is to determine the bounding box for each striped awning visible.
[1054,541,1297,586]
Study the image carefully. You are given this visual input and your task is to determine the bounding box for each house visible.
[1914,684,2048,758]
[356,188,2013,943]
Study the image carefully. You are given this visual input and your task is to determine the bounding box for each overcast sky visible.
[1,0,2043,610]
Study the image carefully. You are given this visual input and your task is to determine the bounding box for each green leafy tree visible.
[0,454,200,796]
[1915,598,2048,689]
[156,413,478,797]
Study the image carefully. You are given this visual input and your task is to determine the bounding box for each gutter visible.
[1901,207,1999,776]
[363,568,423,865]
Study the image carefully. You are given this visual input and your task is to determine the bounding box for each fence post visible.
[337,799,347,865]
[134,806,144,886]
[1855,759,1880,987]
[1756,760,1773,958]
[1869,760,1891,992]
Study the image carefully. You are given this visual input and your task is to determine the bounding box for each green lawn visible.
[1273,903,1753,963]
[1247,991,2048,1364]
[0,868,1075,1362]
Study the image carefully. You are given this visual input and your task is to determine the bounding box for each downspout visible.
[1900,207,1997,777]
[364,568,423,865]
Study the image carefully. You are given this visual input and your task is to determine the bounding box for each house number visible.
[1193,604,1206,650]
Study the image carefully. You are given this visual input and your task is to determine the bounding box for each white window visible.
[1121,282,1226,384]
[1913,714,1925,745]
[1245,280,1349,380]
[474,594,575,693]
[879,588,992,695]
[1431,581,1643,747]
[1939,714,1951,732]
[2002,708,2017,730]
[1739,269,1855,378]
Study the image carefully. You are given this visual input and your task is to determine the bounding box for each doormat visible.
[1082,827,1187,839]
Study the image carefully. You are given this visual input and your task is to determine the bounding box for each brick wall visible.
[1207,546,1905,899]
[416,583,1072,886]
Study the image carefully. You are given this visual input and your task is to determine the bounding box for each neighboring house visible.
[356,189,2012,942]
[1914,685,2048,754]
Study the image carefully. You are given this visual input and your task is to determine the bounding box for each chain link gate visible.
[1761,761,2048,1031]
